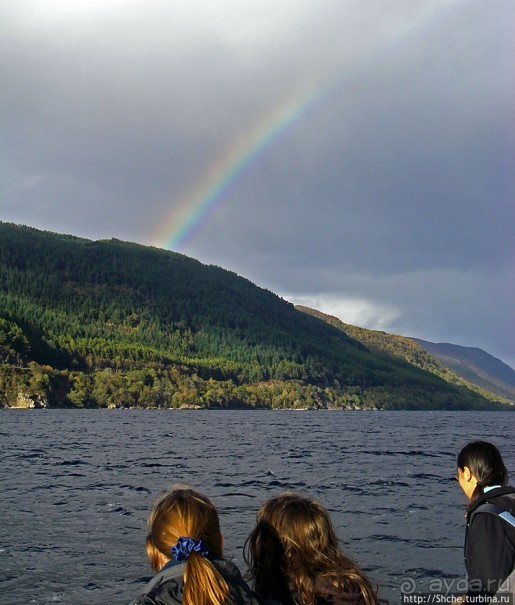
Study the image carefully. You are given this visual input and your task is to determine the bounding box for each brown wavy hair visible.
[244,492,379,605]
[145,485,230,605]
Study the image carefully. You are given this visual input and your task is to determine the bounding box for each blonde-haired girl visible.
[131,485,277,605]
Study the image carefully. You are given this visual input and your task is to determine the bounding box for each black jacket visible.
[465,486,515,596]
[129,557,279,605]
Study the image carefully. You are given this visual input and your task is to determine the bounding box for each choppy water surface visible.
[0,410,513,605]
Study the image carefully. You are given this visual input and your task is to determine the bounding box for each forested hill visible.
[0,222,509,410]
[295,306,514,404]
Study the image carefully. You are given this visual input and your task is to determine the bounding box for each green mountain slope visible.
[0,222,508,410]
[296,306,513,407]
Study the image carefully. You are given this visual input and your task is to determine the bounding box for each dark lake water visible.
[0,410,513,605]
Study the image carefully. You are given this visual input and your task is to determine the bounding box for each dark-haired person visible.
[456,440,515,600]
[244,492,379,605]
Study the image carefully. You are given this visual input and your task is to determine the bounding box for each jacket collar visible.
[468,485,515,515]
[141,559,186,596]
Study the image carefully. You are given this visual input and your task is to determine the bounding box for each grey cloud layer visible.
[1,0,513,365]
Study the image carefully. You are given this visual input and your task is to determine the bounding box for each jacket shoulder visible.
[129,597,159,605]
[469,492,515,543]
[129,562,185,605]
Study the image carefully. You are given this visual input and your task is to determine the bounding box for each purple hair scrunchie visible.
[171,537,209,562]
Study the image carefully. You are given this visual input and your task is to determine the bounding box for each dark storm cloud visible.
[1,0,513,366]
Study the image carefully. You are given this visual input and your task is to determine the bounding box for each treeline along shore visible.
[0,223,512,410]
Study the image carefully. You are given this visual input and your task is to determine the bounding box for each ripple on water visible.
[0,409,513,605]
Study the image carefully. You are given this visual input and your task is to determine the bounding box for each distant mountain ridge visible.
[0,222,511,410]
[411,339,515,402]
[296,306,514,404]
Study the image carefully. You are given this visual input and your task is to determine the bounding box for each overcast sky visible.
[2,0,514,368]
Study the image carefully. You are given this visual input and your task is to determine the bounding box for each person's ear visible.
[463,466,472,482]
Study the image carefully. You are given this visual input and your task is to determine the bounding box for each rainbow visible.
[150,77,330,252]
[150,0,463,253]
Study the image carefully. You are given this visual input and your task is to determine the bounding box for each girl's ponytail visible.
[184,552,229,605]
[471,480,485,502]
[145,486,231,605]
